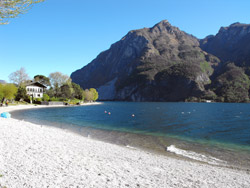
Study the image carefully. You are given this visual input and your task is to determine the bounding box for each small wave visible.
[126,145,136,149]
[166,145,226,166]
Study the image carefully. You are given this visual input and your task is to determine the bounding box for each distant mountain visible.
[71,20,219,101]
[0,80,6,84]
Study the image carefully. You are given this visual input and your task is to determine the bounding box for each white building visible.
[26,82,47,98]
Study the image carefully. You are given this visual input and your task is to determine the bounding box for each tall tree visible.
[0,0,45,24]
[72,82,83,100]
[9,67,30,86]
[60,84,72,99]
[15,86,28,101]
[49,72,71,89]
[34,75,51,86]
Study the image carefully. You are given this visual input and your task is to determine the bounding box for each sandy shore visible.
[0,105,250,187]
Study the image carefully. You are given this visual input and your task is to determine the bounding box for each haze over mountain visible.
[71,20,250,102]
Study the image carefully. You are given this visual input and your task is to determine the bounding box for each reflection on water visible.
[12,102,250,170]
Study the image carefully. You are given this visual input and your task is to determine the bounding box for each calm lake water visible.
[12,102,250,169]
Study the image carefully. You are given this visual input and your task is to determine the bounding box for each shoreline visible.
[1,105,250,187]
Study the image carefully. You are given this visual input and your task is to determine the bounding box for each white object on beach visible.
[166,145,225,166]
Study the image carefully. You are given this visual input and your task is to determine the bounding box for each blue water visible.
[12,102,250,168]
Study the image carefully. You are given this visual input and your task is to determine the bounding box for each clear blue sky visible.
[0,0,250,82]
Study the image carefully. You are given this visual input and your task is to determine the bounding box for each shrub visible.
[42,94,50,101]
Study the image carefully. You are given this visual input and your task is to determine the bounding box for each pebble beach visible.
[0,105,250,188]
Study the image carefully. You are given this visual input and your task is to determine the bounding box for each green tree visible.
[0,83,18,99]
[89,88,98,101]
[42,93,50,101]
[15,86,28,101]
[72,82,84,100]
[60,84,72,99]
[34,75,51,87]
[0,84,4,101]
[0,0,45,25]
[45,87,54,98]
[83,89,93,102]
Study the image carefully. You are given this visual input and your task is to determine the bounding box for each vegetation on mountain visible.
[211,63,250,102]
[71,20,218,102]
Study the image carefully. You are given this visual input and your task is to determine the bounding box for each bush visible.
[34,98,42,104]
[50,97,57,101]
[42,94,50,101]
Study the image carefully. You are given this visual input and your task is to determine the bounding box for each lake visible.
[12,102,250,170]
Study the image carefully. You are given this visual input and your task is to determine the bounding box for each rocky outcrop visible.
[71,20,219,101]
[200,22,250,68]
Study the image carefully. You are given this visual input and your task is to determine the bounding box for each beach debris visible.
[0,112,11,118]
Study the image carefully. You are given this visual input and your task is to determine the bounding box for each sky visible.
[0,0,250,82]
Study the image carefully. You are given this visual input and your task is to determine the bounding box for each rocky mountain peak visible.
[218,22,250,37]
[200,22,250,65]
[71,20,218,101]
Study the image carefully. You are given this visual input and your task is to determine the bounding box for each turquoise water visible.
[12,102,250,169]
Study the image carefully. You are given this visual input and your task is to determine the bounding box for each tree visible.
[34,75,51,87]
[49,72,71,88]
[0,83,17,100]
[0,0,45,25]
[89,88,98,101]
[0,84,4,101]
[42,93,49,101]
[83,89,93,102]
[60,84,72,99]
[9,67,30,86]
[72,82,84,100]
[15,86,28,101]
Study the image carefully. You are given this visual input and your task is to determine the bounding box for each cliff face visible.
[71,20,219,101]
[200,22,250,68]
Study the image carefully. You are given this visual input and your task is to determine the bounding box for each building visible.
[26,82,47,98]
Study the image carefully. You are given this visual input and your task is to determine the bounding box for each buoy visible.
[132,114,135,117]
[108,112,111,115]
[104,111,107,113]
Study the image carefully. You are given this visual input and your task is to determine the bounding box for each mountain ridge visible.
[71,20,250,102]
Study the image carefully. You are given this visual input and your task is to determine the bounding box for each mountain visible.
[0,80,6,84]
[200,22,250,68]
[71,20,219,101]
[200,22,250,102]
